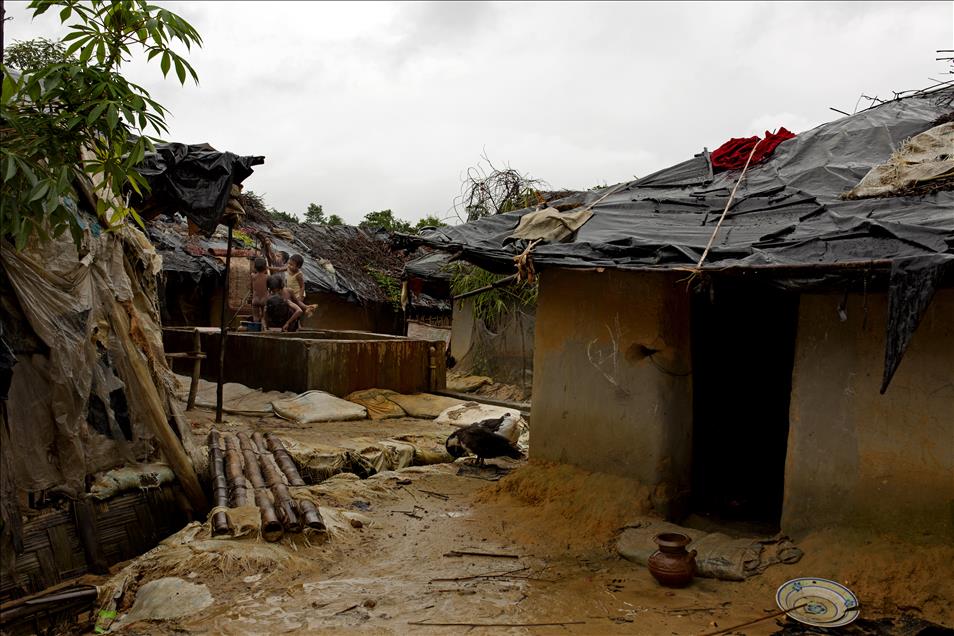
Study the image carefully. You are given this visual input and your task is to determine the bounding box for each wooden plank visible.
[45,524,74,572]
[73,499,108,574]
[34,548,58,590]
[132,504,156,545]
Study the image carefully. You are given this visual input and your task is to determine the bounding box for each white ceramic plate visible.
[776,577,860,627]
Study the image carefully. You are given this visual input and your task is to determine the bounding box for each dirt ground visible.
[100,413,954,636]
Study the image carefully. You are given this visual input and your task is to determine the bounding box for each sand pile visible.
[476,460,653,553]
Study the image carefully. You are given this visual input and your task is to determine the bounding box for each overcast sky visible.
[4,1,952,225]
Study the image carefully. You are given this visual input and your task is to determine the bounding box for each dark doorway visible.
[689,279,798,534]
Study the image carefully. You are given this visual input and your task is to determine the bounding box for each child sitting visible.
[264,275,302,332]
[250,257,269,323]
[286,254,317,317]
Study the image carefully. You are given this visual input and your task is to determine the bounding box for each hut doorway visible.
[688,280,798,533]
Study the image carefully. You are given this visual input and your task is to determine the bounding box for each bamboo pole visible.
[237,432,283,541]
[255,437,301,532]
[207,430,230,535]
[186,328,202,411]
[223,434,249,507]
[265,433,325,530]
[264,433,305,486]
[215,222,235,423]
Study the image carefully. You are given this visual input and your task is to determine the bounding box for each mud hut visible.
[0,143,262,600]
[150,218,410,335]
[421,86,954,541]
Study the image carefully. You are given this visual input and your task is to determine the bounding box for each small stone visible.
[350,518,364,529]
[363,599,377,609]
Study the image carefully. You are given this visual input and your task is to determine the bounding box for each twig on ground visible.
[429,567,528,583]
[408,620,586,627]
[444,550,520,559]
[417,489,450,500]
[330,604,359,617]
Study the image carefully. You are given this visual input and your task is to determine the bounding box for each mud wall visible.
[783,289,954,540]
[530,269,693,516]
[164,329,445,396]
[301,292,403,335]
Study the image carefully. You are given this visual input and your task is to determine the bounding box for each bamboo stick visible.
[207,430,230,535]
[236,432,283,540]
[223,434,250,507]
[265,433,305,486]
[255,489,284,542]
[257,442,302,532]
[266,433,325,530]
[237,433,266,489]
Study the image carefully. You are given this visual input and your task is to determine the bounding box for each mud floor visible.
[100,456,954,635]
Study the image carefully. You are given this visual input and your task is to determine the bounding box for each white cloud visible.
[4,0,951,224]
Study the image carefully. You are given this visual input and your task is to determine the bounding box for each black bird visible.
[446,413,524,466]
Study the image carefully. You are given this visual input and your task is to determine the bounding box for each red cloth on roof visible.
[711,127,795,170]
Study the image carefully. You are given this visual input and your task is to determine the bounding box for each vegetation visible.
[304,202,345,226]
[359,209,412,233]
[414,214,447,231]
[454,155,547,222]
[268,209,299,223]
[365,266,402,310]
[1,0,202,249]
[449,263,537,328]
[4,37,73,71]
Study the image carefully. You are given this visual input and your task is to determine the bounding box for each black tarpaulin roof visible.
[419,86,954,392]
[148,219,407,306]
[135,143,265,234]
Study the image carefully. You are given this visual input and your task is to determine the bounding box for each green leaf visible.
[106,104,119,131]
[128,206,145,229]
[80,41,96,64]
[160,51,170,77]
[29,181,50,202]
[1,74,17,104]
[173,56,185,85]
[87,101,109,124]
[4,156,17,182]
[59,5,72,21]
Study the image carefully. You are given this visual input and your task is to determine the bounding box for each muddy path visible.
[107,456,954,635]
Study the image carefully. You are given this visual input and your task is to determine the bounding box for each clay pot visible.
[648,532,697,587]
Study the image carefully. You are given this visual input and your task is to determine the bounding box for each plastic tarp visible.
[421,88,954,391]
[272,391,368,424]
[1,222,169,496]
[847,122,954,198]
[135,142,264,235]
[617,517,803,581]
[507,206,594,243]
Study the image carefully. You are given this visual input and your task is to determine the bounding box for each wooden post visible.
[73,498,109,574]
[215,222,234,423]
[186,328,202,411]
